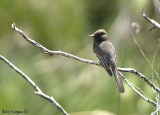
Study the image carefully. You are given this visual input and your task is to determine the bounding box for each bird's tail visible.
[112,67,125,93]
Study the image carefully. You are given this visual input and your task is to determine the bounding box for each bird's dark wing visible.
[94,47,113,76]
[96,54,113,76]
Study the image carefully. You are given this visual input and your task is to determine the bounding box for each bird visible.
[89,29,125,93]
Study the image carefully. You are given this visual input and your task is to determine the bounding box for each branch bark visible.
[10,23,160,108]
[119,72,156,107]
[142,10,160,30]
[11,23,160,94]
[0,55,68,115]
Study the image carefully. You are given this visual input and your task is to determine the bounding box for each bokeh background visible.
[0,0,160,115]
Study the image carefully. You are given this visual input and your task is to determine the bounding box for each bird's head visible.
[89,29,108,42]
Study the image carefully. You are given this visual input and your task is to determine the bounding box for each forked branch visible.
[0,55,68,115]
[9,23,160,108]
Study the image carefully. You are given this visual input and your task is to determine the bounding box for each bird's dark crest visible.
[93,29,107,37]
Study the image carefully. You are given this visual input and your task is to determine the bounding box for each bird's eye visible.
[100,33,105,36]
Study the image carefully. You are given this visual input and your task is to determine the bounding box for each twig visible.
[118,68,160,93]
[0,55,68,115]
[119,72,156,107]
[142,10,160,114]
[151,106,160,115]
[129,19,160,81]
[11,23,100,67]
[142,10,160,30]
[132,31,159,80]
[11,23,160,107]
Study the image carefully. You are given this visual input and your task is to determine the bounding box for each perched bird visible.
[89,29,125,93]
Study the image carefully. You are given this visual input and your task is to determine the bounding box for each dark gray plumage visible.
[89,29,125,93]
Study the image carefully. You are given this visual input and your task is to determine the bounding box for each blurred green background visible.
[0,0,160,115]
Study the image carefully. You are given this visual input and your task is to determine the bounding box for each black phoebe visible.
[89,29,125,93]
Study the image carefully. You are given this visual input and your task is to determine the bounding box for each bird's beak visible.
[89,34,94,37]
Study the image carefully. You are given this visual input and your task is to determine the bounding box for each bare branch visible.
[11,23,100,67]
[134,33,159,80]
[11,23,160,94]
[142,10,160,30]
[119,68,160,93]
[151,106,160,115]
[129,21,160,81]
[0,55,68,115]
[11,23,160,107]
[119,72,156,107]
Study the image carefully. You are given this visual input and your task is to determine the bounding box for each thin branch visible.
[0,55,68,115]
[11,23,100,67]
[142,10,160,80]
[129,20,160,80]
[118,68,160,93]
[142,10,160,30]
[133,32,159,80]
[11,23,160,107]
[149,26,157,31]
[119,72,156,107]
[142,10,160,113]
[151,40,160,87]
[151,106,160,115]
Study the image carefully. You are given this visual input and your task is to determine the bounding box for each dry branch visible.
[10,23,160,107]
[120,72,156,107]
[142,10,160,30]
[0,55,68,115]
[11,23,160,94]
